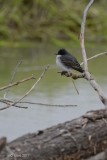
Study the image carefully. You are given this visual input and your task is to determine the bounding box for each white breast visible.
[56,55,71,72]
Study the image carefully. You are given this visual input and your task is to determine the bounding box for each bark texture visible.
[0,109,107,160]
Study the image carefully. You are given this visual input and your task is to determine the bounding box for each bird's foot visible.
[61,71,68,76]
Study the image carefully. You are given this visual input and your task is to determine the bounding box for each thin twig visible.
[0,75,35,91]
[80,51,107,66]
[72,79,79,95]
[13,65,50,103]
[4,60,22,98]
[0,98,77,108]
[0,65,50,111]
[80,0,107,106]
[17,101,77,107]
[0,99,28,110]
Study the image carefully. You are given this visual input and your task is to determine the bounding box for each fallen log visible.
[0,109,107,160]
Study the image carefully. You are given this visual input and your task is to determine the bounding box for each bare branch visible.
[17,101,77,107]
[0,99,28,110]
[0,65,50,111]
[14,65,50,103]
[0,75,35,91]
[81,51,107,66]
[4,60,22,98]
[80,0,94,71]
[0,98,77,110]
[80,0,107,106]
[72,79,79,95]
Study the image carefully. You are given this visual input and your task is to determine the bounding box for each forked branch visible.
[0,65,50,111]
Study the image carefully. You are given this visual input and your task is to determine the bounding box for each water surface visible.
[0,45,107,141]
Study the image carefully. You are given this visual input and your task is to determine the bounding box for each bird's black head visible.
[56,49,67,55]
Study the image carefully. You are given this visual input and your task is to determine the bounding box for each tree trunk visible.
[0,109,107,160]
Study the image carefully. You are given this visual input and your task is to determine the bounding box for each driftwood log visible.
[0,109,107,160]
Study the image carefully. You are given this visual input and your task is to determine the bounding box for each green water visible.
[0,45,107,140]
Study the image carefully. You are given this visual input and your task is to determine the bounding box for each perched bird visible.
[56,48,84,73]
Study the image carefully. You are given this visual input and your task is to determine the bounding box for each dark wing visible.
[60,54,84,73]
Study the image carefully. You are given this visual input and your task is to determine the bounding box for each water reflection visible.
[0,46,106,141]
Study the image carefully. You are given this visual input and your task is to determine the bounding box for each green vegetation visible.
[0,0,107,46]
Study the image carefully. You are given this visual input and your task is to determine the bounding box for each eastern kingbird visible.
[56,49,84,73]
